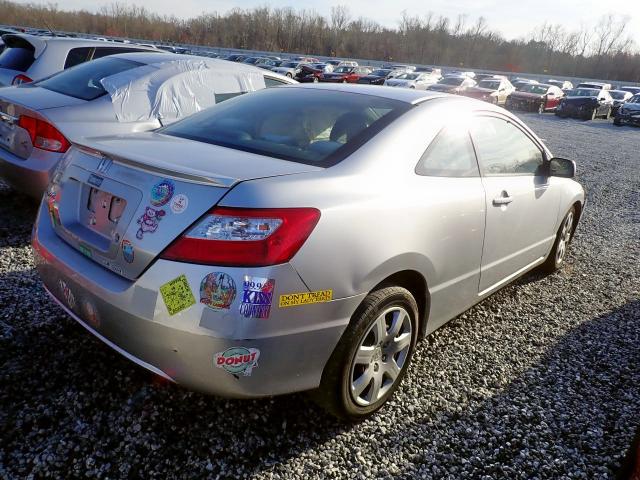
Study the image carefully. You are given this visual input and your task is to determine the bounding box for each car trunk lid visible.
[46,133,323,279]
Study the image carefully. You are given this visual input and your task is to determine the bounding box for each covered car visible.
[0,52,295,198]
[613,94,640,127]
[609,90,633,115]
[462,78,515,105]
[555,88,613,120]
[505,83,564,113]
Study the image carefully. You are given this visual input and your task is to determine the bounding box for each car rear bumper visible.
[0,147,61,199]
[32,201,363,398]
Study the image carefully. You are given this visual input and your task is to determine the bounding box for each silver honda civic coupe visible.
[32,84,585,420]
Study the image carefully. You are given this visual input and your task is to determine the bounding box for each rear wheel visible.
[614,117,622,126]
[605,107,612,119]
[286,72,292,78]
[311,286,418,420]
[590,108,597,120]
[538,101,545,114]
[541,206,576,273]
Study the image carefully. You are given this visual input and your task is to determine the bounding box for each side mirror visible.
[548,157,576,178]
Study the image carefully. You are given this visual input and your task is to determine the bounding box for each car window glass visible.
[92,47,149,59]
[416,126,479,177]
[264,77,289,88]
[0,46,35,72]
[470,117,543,176]
[64,47,93,69]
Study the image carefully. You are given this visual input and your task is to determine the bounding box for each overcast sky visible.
[18,0,640,43]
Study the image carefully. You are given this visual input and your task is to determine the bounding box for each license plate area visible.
[85,187,127,238]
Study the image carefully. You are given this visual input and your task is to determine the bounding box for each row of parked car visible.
[0,28,589,420]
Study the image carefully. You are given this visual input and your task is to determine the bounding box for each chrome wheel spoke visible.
[391,332,411,354]
[367,372,383,402]
[354,346,375,365]
[385,358,401,381]
[387,310,405,340]
[352,368,373,397]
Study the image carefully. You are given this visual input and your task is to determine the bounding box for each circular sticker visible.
[150,179,175,207]
[122,239,134,263]
[83,300,100,328]
[200,272,236,310]
[170,194,189,214]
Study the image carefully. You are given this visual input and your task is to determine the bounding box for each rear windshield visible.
[0,43,35,72]
[160,87,410,167]
[440,77,464,86]
[35,57,144,101]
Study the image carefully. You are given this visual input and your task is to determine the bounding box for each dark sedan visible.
[614,94,640,127]
[506,84,564,113]
[357,69,393,85]
[555,88,614,120]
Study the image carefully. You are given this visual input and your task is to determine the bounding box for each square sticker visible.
[159,274,196,316]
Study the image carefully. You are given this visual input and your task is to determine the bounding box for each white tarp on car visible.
[100,58,266,123]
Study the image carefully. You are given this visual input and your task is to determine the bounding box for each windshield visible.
[628,95,640,104]
[610,91,628,100]
[521,84,550,95]
[160,88,410,167]
[567,89,599,97]
[440,77,464,86]
[397,73,419,80]
[35,56,144,101]
[478,80,501,90]
[333,66,353,74]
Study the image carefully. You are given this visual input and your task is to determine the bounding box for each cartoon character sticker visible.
[170,194,188,214]
[150,179,175,207]
[200,272,236,310]
[214,347,260,377]
[121,239,134,263]
[136,206,166,240]
[239,276,275,319]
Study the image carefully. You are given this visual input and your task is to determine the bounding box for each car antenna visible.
[38,15,57,37]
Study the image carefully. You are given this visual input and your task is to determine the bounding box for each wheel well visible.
[373,270,430,339]
[572,200,583,236]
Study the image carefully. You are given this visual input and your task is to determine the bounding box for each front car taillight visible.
[160,207,321,267]
[18,115,70,153]
[12,74,33,85]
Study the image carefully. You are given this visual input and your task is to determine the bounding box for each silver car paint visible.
[33,85,585,398]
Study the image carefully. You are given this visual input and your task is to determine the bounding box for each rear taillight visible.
[18,115,70,153]
[12,74,32,85]
[160,207,321,267]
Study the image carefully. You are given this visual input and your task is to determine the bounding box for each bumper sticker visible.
[239,276,275,319]
[58,279,76,310]
[136,206,166,240]
[121,239,134,263]
[159,274,196,316]
[200,272,236,310]
[214,347,260,376]
[150,179,175,207]
[279,289,333,307]
[170,194,188,214]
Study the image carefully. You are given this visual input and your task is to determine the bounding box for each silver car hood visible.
[79,132,323,188]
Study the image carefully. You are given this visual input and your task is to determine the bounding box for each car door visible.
[414,123,486,327]
[470,114,562,294]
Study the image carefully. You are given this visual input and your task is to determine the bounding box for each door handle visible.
[492,192,513,206]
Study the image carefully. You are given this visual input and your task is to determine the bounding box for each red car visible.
[506,83,565,113]
[319,66,372,83]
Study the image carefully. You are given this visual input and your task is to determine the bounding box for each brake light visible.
[160,207,321,267]
[12,74,32,85]
[18,115,70,153]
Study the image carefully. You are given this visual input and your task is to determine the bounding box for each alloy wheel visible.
[555,211,574,265]
[349,306,412,406]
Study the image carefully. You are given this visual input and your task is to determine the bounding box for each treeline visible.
[2,1,640,81]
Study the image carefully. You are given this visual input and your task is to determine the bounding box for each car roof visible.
[283,83,452,105]
[3,33,156,48]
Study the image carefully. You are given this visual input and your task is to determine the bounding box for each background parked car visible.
[576,81,611,90]
[384,72,439,89]
[357,68,394,85]
[295,63,328,82]
[613,93,640,127]
[462,77,514,105]
[619,86,640,96]
[609,90,633,115]
[271,61,304,78]
[555,88,614,120]
[427,75,477,94]
[505,83,564,113]
[0,52,295,198]
[319,65,372,83]
[0,33,158,86]
[547,79,573,90]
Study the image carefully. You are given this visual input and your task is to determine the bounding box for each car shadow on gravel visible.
[382,299,640,478]
[0,180,38,248]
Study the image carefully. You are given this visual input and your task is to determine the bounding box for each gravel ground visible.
[1,114,639,479]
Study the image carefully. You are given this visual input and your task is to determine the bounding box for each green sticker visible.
[78,243,92,258]
[159,274,196,316]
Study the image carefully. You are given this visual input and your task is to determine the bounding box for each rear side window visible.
[64,47,93,69]
[264,77,289,88]
[0,39,35,72]
[416,126,479,177]
[36,57,144,101]
[470,117,544,176]
[161,88,410,167]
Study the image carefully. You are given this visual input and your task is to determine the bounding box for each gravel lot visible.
[1,114,639,479]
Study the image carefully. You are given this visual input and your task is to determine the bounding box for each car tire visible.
[590,108,597,121]
[286,72,292,78]
[538,102,545,114]
[605,107,612,120]
[310,286,419,421]
[541,206,576,274]
[342,79,348,83]
[313,77,318,83]
[614,117,622,126]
